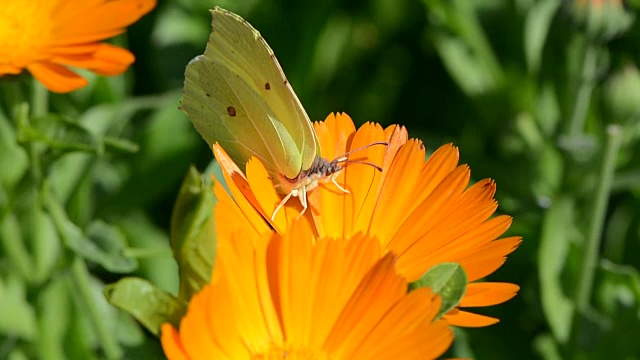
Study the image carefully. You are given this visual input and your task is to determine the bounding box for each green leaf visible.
[596,260,640,315]
[86,220,138,273]
[36,277,70,360]
[533,143,564,199]
[30,207,62,284]
[117,212,178,294]
[0,109,28,190]
[432,33,496,96]
[0,275,37,340]
[18,113,101,154]
[42,183,136,273]
[100,93,200,212]
[587,260,640,356]
[538,197,576,343]
[104,277,185,336]
[170,165,217,301]
[424,0,503,96]
[533,333,563,360]
[524,0,561,74]
[0,212,33,282]
[7,349,29,360]
[411,262,467,318]
[450,327,475,359]
[114,309,146,347]
[603,65,640,124]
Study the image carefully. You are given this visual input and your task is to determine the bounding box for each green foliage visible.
[411,262,468,319]
[2,0,640,359]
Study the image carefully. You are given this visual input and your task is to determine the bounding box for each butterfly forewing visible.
[181,7,319,180]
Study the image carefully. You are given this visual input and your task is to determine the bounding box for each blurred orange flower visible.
[214,113,522,327]
[0,0,155,93]
[161,221,453,359]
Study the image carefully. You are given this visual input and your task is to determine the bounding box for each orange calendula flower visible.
[0,0,155,93]
[214,113,522,327]
[161,221,453,359]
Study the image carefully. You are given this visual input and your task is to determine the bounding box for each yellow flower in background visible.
[214,113,522,327]
[0,0,155,93]
[161,221,453,359]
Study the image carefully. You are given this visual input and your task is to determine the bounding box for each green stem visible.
[123,246,173,258]
[42,182,121,359]
[0,212,33,282]
[31,78,49,118]
[0,80,26,111]
[574,125,622,311]
[28,78,49,182]
[70,257,122,360]
[568,43,598,137]
[15,102,43,182]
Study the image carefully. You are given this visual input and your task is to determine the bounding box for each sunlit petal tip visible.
[460,282,520,307]
[213,144,274,239]
[212,143,248,184]
[444,310,500,328]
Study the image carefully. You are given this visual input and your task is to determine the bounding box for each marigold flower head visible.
[161,221,453,359]
[214,113,522,327]
[0,0,156,93]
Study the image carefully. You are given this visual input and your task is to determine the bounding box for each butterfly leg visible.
[330,173,350,194]
[271,190,295,221]
[296,186,308,220]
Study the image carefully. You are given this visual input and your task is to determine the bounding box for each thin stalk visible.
[42,183,121,359]
[31,78,48,118]
[123,247,173,258]
[70,258,122,360]
[27,78,49,182]
[568,43,598,137]
[15,102,43,182]
[1,80,26,110]
[574,125,622,311]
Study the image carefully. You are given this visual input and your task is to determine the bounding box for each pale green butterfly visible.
[181,7,386,219]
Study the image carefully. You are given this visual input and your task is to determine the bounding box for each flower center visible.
[0,1,52,68]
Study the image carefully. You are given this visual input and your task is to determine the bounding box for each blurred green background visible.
[2,0,640,359]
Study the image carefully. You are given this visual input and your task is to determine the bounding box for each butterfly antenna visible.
[332,141,388,162]
[340,159,383,172]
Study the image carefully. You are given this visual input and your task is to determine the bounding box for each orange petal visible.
[326,253,406,355]
[444,309,499,327]
[357,289,452,359]
[402,215,513,280]
[459,282,519,307]
[51,44,134,75]
[52,0,156,46]
[218,231,282,352]
[347,122,392,235]
[214,182,263,247]
[160,323,189,360]
[27,62,88,93]
[458,236,522,281]
[212,144,272,241]
[0,65,23,75]
[314,113,356,160]
[367,139,429,246]
[49,43,101,55]
[310,113,356,237]
[179,286,222,359]
[244,157,304,233]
